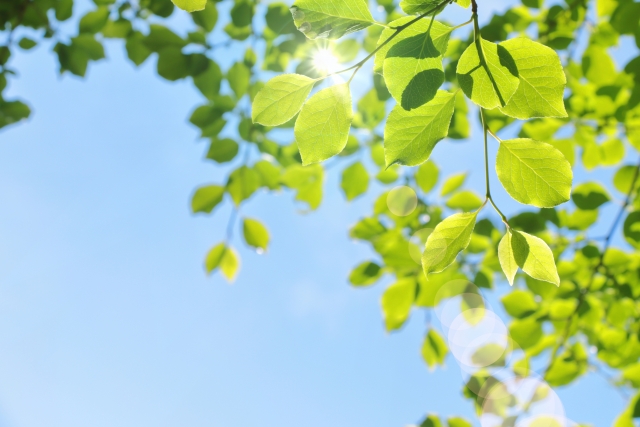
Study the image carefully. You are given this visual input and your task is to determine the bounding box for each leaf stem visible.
[323,0,453,81]
[480,108,509,227]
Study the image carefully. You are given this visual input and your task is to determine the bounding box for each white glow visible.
[312,48,340,75]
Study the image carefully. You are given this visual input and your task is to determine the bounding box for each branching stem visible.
[326,0,456,82]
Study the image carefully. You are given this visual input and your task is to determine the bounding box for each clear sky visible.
[0,1,636,426]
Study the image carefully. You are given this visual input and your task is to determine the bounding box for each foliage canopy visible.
[3,0,640,424]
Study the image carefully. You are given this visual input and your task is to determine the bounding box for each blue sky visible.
[0,1,636,426]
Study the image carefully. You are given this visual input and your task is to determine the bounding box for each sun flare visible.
[312,48,340,75]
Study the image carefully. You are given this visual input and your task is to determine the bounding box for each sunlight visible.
[312,48,340,75]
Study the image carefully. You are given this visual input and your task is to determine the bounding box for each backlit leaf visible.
[499,38,567,119]
[499,230,560,286]
[496,138,572,208]
[456,37,520,109]
[422,211,478,275]
[290,0,374,40]
[252,74,316,126]
[384,90,455,167]
[294,84,353,165]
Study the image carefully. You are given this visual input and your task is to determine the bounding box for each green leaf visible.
[420,414,443,427]
[400,0,441,15]
[415,160,439,193]
[383,90,455,167]
[374,17,421,74]
[294,84,353,165]
[349,261,382,286]
[509,318,543,349]
[205,243,240,282]
[572,182,610,210]
[79,7,109,34]
[422,211,478,276]
[501,290,538,318]
[18,37,37,50]
[382,20,450,110]
[341,161,369,201]
[242,218,270,251]
[231,0,254,27]
[252,74,316,126]
[498,38,567,119]
[381,278,416,331]
[281,164,324,209]
[172,0,206,12]
[192,1,218,30]
[157,48,189,81]
[422,329,448,369]
[498,229,559,286]
[228,62,251,98]
[624,211,640,249]
[191,185,225,213]
[290,0,374,40]
[447,418,472,427]
[445,190,483,211]
[496,138,572,208]
[456,37,520,109]
[226,166,261,206]
[614,165,640,194]
[125,32,152,66]
[448,91,470,139]
[440,172,466,196]
[0,100,30,128]
[582,45,616,86]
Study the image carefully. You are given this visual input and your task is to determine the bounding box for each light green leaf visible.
[422,329,448,369]
[496,138,572,208]
[226,166,261,206]
[341,161,369,201]
[447,418,472,427]
[294,84,353,165]
[349,261,382,286]
[384,90,455,167]
[501,290,538,318]
[382,20,450,110]
[624,211,640,249]
[242,218,270,251]
[509,318,543,349]
[281,164,324,209]
[205,243,240,282]
[207,138,238,163]
[381,278,416,331]
[192,185,225,213]
[172,0,206,12]
[572,182,610,210]
[499,229,560,286]
[456,37,520,109]
[498,38,567,119]
[415,160,439,193]
[228,62,250,98]
[600,138,625,166]
[445,190,483,211]
[422,211,478,275]
[252,74,316,126]
[440,172,466,196]
[400,0,441,15]
[290,0,374,40]
[448,91,470,139]
[374,17,426,74]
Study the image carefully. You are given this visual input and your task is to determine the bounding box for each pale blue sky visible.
[0,1,636,426]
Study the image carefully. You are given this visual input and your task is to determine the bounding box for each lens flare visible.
[312,48,340,75]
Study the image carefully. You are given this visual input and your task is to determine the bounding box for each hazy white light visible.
[313,48,340,74]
